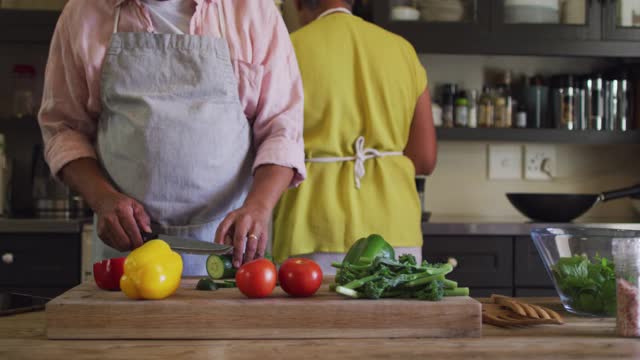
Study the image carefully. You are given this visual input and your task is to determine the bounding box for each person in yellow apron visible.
[273,0,438,273]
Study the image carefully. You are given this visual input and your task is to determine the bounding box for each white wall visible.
[426,141,640,222]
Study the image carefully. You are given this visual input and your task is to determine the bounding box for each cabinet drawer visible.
[514,236,554,287]
[0,234,81,287]
[423,236,513,288]
[515,288,558,298]
[0,286,71,298]
[470,288,513,298]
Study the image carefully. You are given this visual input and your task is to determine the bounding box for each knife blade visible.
[141,232,233,255]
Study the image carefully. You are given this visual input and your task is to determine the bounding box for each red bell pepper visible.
[93,257,126,291]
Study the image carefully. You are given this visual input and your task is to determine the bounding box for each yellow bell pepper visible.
[120,239,183,300]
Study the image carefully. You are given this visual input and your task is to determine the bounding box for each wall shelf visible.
[436,128,640,145]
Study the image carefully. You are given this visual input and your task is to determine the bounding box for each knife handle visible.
[141,231,160,243]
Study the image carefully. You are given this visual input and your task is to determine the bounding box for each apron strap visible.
[216,1,226,39]
[316,7,352,20]
[305,136,403,189]
[113,5,122,34]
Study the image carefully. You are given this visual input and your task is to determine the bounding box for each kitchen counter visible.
[423,215,640,236]
[0,218,89,233]
[1,298,638,360]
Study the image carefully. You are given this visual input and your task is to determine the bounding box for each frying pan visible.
[507,184,640,222]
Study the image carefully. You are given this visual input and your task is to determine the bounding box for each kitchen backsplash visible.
[425,141,640,222]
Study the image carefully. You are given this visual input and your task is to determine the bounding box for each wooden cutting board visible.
[46,279,482,339]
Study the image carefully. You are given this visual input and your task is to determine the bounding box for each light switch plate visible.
[524,145,556,180]
[488,145,522,180]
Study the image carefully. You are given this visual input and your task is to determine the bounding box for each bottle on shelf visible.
[468,89,478,128]
[454,90,469,128]
[551,75,575,130]
[478,85,494,128]
[618,76,630,132]
[604,79,618,131]
[524,75,549,129]
[586,74,604,131]
[515,104,527,129]
[493,71,513,128]
[574,77,588,130]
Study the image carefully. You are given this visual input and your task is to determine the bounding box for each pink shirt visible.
[39,0,306,186]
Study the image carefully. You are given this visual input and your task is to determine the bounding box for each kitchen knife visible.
[141,232,233,255]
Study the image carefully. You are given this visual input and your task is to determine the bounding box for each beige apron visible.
[93,2,253,276]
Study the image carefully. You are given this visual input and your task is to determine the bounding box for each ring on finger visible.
[247,234,259,241]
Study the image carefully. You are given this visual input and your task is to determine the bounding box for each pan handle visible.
[599,184,640,202]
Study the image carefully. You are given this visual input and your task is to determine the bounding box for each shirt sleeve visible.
[38,11,98,177]
[249,5,306,187]
[410,43,428,99]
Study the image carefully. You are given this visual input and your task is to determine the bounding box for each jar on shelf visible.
[613,237,640,338]
[11,64,36,118]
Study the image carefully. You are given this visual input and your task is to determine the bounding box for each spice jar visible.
[613,238,640,338]
[552,75,575,130]
[12,64,36,118]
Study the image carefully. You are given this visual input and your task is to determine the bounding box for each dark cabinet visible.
[423,236,513,288]
[0,9,60,44]
[0,233,81,296]
[602,0,640,41]
[471,288,514,297]
[515,288,559,297]
[423,234,557,297]
[372,0,640,57]
[373,0,492,54]
[514,236,554,288]
[491,0,601,41]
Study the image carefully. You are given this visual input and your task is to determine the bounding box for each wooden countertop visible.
[1,298,639,360]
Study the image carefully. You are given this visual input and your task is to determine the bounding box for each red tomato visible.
[278,258,323,297]
[93,257,126,291]
[236,259,277,298]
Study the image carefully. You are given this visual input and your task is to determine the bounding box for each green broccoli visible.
[331,234,468,301]
[399,254,417,266]
[412,280,445,301]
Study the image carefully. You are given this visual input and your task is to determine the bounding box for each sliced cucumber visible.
[196,278,218,291]
[214,280,237,288]
[206,254,236,279]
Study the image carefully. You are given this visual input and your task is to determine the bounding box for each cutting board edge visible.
[46,328,483,340]
[45,283,483,340]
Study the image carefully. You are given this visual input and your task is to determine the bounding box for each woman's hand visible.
[95,190,152,252]
[214,204,270,268]
[59,158,152,251]
[214,165,295,268]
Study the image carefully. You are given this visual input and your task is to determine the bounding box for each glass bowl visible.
[531,227,640,317]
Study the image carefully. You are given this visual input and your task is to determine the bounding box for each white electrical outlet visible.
[488,145,522,180]
[524,145,557,180]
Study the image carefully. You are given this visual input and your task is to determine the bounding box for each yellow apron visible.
[272,9,427,264]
